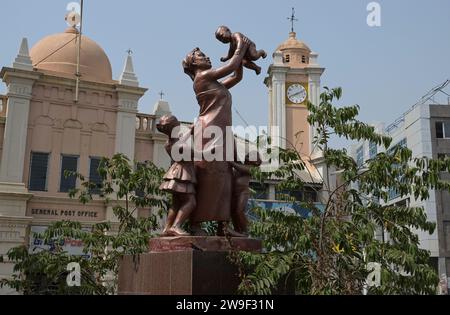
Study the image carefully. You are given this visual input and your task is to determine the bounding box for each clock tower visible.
[265,31,325,159]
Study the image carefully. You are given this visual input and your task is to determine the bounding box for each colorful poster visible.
[29,226,91,259]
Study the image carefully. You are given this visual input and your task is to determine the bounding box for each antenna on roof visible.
[385,79,450,133]
[75,0,84,103]
[66,0,85,103]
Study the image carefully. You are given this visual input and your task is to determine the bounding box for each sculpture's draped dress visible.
[191,80,233,223]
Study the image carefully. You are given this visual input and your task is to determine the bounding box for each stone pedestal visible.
[118,237,262,295]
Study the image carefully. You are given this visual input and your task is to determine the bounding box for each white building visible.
[349,80,450,286]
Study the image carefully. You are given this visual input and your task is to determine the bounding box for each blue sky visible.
[1,0,450,144]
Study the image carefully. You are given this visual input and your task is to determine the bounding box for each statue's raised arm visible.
[182,47,245,89]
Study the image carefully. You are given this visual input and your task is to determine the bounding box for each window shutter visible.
[60,156,78,193]
[29,153,49,191]
[436,122,444,139]
[89,158,102,194]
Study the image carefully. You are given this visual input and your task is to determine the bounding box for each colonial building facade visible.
[0,26,173,293]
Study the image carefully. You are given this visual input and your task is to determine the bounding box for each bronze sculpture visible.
[215,26,267,75]
[159,28,264,237]
[157,115,197,237]
[230,153,262,236]
[182,46,245,236]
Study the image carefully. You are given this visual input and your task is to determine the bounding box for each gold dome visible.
[30,27,113,83]
[276,32,311,52]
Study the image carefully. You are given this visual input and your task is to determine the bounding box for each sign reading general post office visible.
[27,205,105,222]
[31,208,99,219]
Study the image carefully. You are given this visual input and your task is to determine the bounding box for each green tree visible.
[235,88,444,295]
[0,154,167,295]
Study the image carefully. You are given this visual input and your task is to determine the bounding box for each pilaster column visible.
[307,56,325,159]
[267,82,273,135]
[268,51,288,150]
[308,73,321,157]
[115,88,146,162]
[0,72,39,184]
[0,41,36,294]
[271,70,287,149]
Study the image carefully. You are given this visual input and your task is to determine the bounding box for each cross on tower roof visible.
[159,91,165,100]
[126,49,133,56]
[287,7,298,33]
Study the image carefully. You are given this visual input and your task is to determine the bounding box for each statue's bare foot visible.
[161,228,172,237]
[168,226,190,237]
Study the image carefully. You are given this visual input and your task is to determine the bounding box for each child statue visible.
[215,26,267,75]
[157,115,197,237]
[230,152,262,236]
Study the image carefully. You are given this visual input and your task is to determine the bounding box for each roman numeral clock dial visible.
[287,83,308,105]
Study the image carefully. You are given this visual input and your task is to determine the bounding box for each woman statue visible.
[182,45,248,236]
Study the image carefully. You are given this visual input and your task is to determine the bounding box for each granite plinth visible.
[118,237,262,295]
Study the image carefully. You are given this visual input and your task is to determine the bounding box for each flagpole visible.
[75,0,84,103]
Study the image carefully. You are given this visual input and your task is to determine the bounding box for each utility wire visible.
[33,36,78,67]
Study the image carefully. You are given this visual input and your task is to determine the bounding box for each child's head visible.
[215,26,232,43]
[156,115,180,137]
[244,152,262,167]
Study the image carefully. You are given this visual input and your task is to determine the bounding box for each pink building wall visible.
[23,81,118,196]
[2,75,157,223]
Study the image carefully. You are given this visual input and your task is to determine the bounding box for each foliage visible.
[235,88,442,295]
[0,154,167,295]
[1,245,103,295]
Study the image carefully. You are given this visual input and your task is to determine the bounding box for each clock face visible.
[287,84,308,104]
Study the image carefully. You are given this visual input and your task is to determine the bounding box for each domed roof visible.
[30,27,113,83]
[276,32,311,52]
